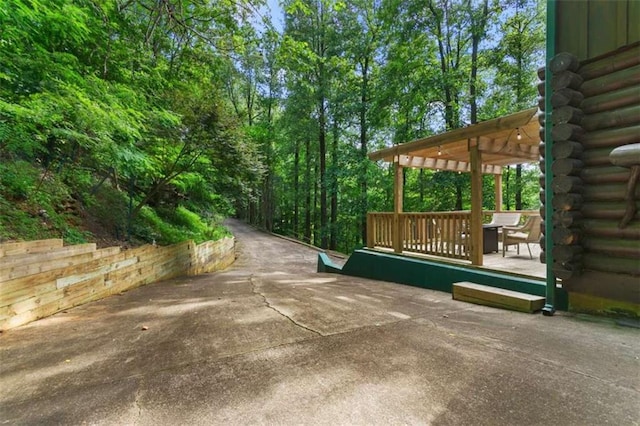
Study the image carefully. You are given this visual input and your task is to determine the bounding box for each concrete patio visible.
[0,220,637,425]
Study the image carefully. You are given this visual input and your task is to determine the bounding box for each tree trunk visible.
[294,139,300,239]
[505,166,511,210]
[455,181,463,211]
[419,169,425,205]
[359,56,369,246]
[304,137,311,244]
[330,117,338,250]
[469,0,488,125]
[515,165,522,210]
[317,2,328,249]
[319,95,327,249]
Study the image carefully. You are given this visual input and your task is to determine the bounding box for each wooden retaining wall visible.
[0,237,235,331]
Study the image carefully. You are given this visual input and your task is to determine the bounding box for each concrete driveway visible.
[1,219,639,425]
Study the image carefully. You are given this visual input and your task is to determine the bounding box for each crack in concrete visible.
[132,376,143,424]
[249,275,324,337]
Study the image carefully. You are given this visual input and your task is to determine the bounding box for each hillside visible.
[0,161,230,247]
[0,2,261,247]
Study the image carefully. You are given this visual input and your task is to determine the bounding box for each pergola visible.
[367,107,541,265]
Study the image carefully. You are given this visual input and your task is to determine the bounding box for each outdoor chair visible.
[502,215,542,259]
[487,212,521,227]
[487,212,521,238]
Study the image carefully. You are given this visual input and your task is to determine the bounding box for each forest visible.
[0,0,544,254]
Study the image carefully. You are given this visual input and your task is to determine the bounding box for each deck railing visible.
[367,211,472,261]
[367,212,395,249]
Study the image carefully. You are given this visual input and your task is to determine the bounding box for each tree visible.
[0,0,266,243]
[484,0,544,210]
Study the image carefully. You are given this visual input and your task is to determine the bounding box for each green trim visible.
[317,252,343,273]
[317,249,568,310]
[543,0,557,315]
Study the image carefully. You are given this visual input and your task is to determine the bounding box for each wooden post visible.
[393,160,404,253]
[494,174,503,212]
[365,213,374,248]
[470,140,483,266]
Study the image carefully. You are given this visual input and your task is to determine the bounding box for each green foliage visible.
[133,206,229,245]
[0,161,35,201]
[62,227,91,245]
[86,184,129,238]
[0,0,260,246]
[0,0,544,255]
[261,0,544,254]
[0,161,83,242]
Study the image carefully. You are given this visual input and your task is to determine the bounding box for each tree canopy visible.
[0,0,544,251]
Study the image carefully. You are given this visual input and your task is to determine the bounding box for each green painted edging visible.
[338,249,567,309]
[317,252,343,273]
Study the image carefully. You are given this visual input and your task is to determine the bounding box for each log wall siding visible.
[556,0,640,61]
[0,237,235,331]
[543,54,586,280]
[541,41,640,312]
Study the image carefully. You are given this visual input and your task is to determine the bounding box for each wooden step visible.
[452,281,545,313]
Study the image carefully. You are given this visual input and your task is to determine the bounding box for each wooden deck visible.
[482,243,544,279]
[372,240,545,280]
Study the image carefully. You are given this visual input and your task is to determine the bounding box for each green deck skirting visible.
[319,249,567,309]
[317,252,343,273]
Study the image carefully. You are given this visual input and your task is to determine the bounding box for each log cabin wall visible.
[547,0,640,316]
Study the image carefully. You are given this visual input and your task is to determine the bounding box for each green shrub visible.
[134,206,183,244]
[0,161,37,201]
[132,205,229,245]
[86,184,128,237]
[173,206,208,234]
[63,227,91,244]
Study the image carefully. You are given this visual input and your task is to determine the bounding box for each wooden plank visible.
[95,246,122,258]
[470,142,483,266]
[0,239,64,257]
[55,257,138,289]
[1,250,108,282]
[0,298,64,330]
[0,255,137,308]
[62,276,106,301]
[0,251,128,298]
[0,238,230,331]
[556,0,588,60]
[0,244,97,268]
[393,161,403,253]
[453,282,545,313]
[7,287,65,316]
[616,0,628,48]
[588,1,619,58]
[0,280,58,307]
[629,0,640,44]
[105,253,189,286]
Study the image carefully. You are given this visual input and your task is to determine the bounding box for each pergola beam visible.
[396,155,503,175]
[477,139,540,161]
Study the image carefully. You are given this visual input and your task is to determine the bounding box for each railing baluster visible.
[367,211,472,261]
